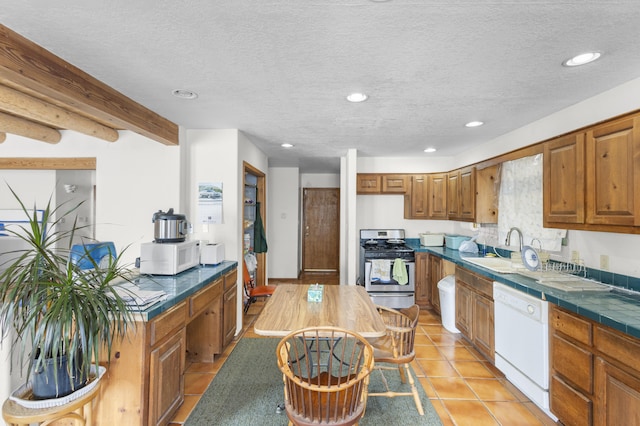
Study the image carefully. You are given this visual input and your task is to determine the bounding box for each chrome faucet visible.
[505,227,524,251]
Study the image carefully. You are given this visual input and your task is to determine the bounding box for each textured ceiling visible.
[3,1,640,173]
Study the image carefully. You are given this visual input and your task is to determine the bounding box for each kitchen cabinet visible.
[549,304,640,425]
[544,132,585,225]
[544,114,640,232]
[357,173,408,194]
[414,252,429,306]
[405,175,428,219]
[96,269,236,426]
[222,269,238,347]
[475,165,500,224]
[447,166,476,221]
[428,173,448,219]
[455,266,494,361]
[586,116,640,227]
[428,254,442,312]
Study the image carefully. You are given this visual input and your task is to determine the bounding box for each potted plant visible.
[0,186,136,400]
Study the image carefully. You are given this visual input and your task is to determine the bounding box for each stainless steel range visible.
[359,229,415,309]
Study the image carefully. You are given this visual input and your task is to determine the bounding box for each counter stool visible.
[2,381,101,426]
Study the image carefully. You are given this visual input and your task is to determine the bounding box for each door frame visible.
[243,162,266,286]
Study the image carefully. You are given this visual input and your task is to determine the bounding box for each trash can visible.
[437,275,460,333]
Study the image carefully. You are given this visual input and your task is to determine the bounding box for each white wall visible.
[184,129,268,333]
[0,131,181,266]
[267,167,300,278]
[300,173,340,188]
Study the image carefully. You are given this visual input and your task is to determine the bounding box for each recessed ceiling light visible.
[465,121,484,128]
[281,143,294,148]
[424,147,437,153]
[346,93,368,103]
[172,89,198,99]
[563,52,601,67]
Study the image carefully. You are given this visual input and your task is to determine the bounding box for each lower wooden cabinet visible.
[96,267,238,426]
[550,304,640,425]
[455,266,494,361]
[149,328,186,426]
[428,254,442,313]
[414,253,429,306]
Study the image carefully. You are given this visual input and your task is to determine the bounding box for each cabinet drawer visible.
[456,267,493,299]
[382,175,408,193]
[150,301,187,347]
[224,269,238,291]
[190,278,223,317]
[551,375,592,426]
[552,334,593,393]
[595,326,640,373]
[550,305,592,346]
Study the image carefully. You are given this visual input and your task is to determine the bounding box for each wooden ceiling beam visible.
[0,84,119,142]
[0,157,96,170]
[0,111,60,143]
[0,24,178,146]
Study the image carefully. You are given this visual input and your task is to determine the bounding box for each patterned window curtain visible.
[497,154,566,252]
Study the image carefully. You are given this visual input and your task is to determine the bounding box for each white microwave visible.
[139,240,199,275]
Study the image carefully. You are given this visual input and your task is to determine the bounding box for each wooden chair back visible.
[276,327,374,426]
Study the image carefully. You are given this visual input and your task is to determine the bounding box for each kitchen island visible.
[95,261,238,426]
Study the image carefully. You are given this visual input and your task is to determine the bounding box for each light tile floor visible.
[170,285,558,425]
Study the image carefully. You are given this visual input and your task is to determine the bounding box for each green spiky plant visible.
[0,186,136,398]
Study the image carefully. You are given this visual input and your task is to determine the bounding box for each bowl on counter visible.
[419,233,444,246]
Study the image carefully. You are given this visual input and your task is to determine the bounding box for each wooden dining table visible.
[253,284,387,338]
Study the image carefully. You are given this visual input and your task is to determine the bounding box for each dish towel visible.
[392,258,408,285]
[370,259,391,282]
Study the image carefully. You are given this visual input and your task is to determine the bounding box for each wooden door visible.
[475,165,500,224]
[428,254,442,313]
[455,282,472,338]
[447,171,460,218]
[544,133,586,225]
[473,294,494,361]
[586,117,640,226]
[414,253,429,306]
[302,188,340,272]
[149,329,185,426]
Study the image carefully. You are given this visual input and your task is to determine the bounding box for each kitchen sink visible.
[515,270,611,292]
[462,256,522,274]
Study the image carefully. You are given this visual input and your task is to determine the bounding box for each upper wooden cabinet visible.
[544,115,640,232]
[357,174,408,194]
[475,165,500,224]
[586,116,640,227]
[544,132,586,225]
[405,175,428,218]
[448,166,476,221]
[428,173,448,219]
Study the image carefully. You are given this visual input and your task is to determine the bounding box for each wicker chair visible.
[367,304,424,415]
[276,327,374,426]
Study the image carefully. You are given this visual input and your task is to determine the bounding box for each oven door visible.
[364,260,415,292]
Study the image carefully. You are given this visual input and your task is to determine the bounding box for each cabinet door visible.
[428,254,442,313]
[459,166,476,221]
[428,173,448,219]
[544,133,586,225]
[594,357,640,426]
[408,175,429,218]
[586,116,640,226]
[149,328,186,426]
[414,253,429,306]
[475,165,500,224]
[447,171,460,218]
[357,174,382,194]
[455,281,472,338]
[472,294,494,361]
[223,284,237,347]
[382,174,408,193]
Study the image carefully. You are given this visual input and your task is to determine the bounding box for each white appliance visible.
[200,243,225,265]
[139,240,199,275]
[493,282,557,421]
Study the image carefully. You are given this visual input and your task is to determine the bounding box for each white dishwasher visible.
[493,282,557,421]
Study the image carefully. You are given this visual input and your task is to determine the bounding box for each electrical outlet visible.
[600,255,610,271]
[571,250,580,263]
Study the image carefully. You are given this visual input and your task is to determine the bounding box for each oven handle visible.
[368,293,414,297]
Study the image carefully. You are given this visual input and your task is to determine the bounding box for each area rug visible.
[185,338,442,425]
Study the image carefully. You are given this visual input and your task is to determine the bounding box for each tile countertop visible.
[407,240,640,339]
[126,260,238,321]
